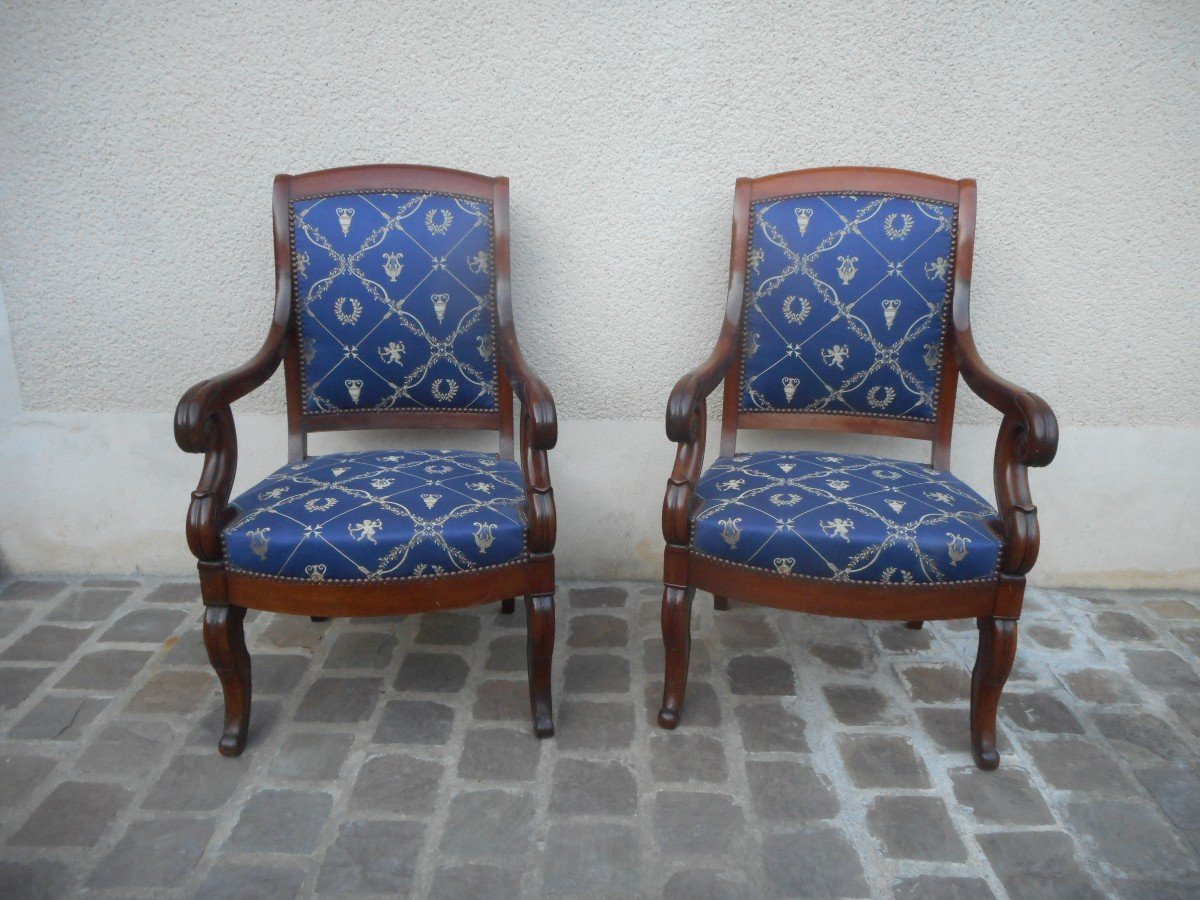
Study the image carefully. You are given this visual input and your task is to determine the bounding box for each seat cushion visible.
[691,450,1001,583]
[224,450,526,581]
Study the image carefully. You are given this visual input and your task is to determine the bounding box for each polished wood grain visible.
[658,167,1058,770]
[176,165,558,754]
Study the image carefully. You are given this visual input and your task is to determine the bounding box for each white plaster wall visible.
[0,0,1197,585]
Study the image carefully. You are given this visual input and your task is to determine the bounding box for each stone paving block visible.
[83,579,139,588]
[1027,623,1073,649]
[0,665,52,709]
[10,695,109,739]
[145,582,201,604]
[86,817,215,889]
[544,821,640,896]
[1023,736,1141,794]
[645,679,721,726]
[11,781,132,847]
[746,759,838,822]
[351,753,443,813]
[837,733,930,788]
[916,705,1010,753]
[1,624,91,661]
[643,635,711,675]
[126,669,213,714]
[458,726,542,781]
[1093,611,1158,643]
[415,612,482,646]
[0,752,56,807]
[473,678,527,721]
[195,863,308,899]
[429,863,522,900]
[395,652,470,692]
[99,608,186,642]
[56,648,153,690]
[295,676,383,722]
[1167,693,1200,738]
[822,683,905,725]
[567,613,628,648]
[761,827,869,898]
[554,699,635,750]
[650,732,728,783]
[568,585,627,608]
[899,663,968,702]
[662,869,752,900]
[653,791,745,855]
[0,580,67,601]
[893,875,996,899]
[226,788,333,854]
[1067,798,1200,878]
[74,720,176,775]
[186,698,280,751]
[46,589,130,622]
[0,860,73,898]
[734,700,809,751]
[251,653,310,694]
[1000,691,1086,734]
[549,758,638,816]
[1138,762,1200,831]
[867,795,968,861]
[564,652,630,693]
[0,605,31,639]
[268,732,355,781]
[440,789,535,858]
[714,612,779,649]
[260,613,330,650]
[322,630,398,668]
[315,820,426,894]
[143,751,250,810]
[1125,648,1200,691]
[163,628,210,666]
[809,641,873,671]
[1060,668,1143,704]
[726,654,796,695]
[950,765,1055,825]
[1146,599,1200,620]
[373,698,456,744]
[1093,710,1195,765]
[977,831,1104,899]
[1110,876,1200,900]
[484,634,525,671]
[1173,626,1200,656]
[877,623,934,652]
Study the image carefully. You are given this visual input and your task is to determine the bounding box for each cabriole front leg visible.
[970,616,1017,770]
[658,584,695,729]
[203,604,252,756]
[525,593,555,738]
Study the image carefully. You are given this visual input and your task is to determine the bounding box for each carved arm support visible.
[174,277,290,562]
[498,332,557,554]
[954,324,1059,577]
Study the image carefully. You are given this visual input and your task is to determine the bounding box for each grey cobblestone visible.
[0,576,1195,897]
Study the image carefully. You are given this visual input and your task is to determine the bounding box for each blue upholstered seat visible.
[741,193,956,422]
[224,450,526,581]
[691,451,1000,583]
[292,191,498,414]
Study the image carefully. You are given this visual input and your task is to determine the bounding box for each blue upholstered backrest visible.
[291,191,497,414]
[740,194,957,422]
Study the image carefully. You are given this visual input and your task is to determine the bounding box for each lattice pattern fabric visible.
[291,191,498,414]
[740,193,956,421]
[691,450,1000,583]
[224,450,526,581]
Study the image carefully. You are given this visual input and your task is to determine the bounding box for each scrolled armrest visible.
[666,349,730,445]
[498,332,557,451]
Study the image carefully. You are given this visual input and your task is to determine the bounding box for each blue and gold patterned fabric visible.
[740,194,956,421]
[224,450,525,581]
[691,450,1000,583]
[291,192,497,414]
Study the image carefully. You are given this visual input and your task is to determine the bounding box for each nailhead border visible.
[687,548,999,586]
[289,189,501,417]
[736,191,959,424]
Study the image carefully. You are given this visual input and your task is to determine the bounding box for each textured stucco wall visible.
[0,0,1197,583]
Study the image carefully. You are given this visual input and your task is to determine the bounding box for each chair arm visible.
[954,328,1059,576]
[174,283,290,561]
[498,333,557,452]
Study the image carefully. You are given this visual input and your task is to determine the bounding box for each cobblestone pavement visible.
[0,578,1198,898]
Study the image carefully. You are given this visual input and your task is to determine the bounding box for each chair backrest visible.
[719,167,976,469]
[274,165,515,460]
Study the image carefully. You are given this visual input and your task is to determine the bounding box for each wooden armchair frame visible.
[175,165,557,755]
[659,167,1058,769]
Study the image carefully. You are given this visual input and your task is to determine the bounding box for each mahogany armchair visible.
[176,165,557,755]
[659,167,1057,769]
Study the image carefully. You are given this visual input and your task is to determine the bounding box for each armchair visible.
[659,168,1057,770]
[176,165,558,755]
